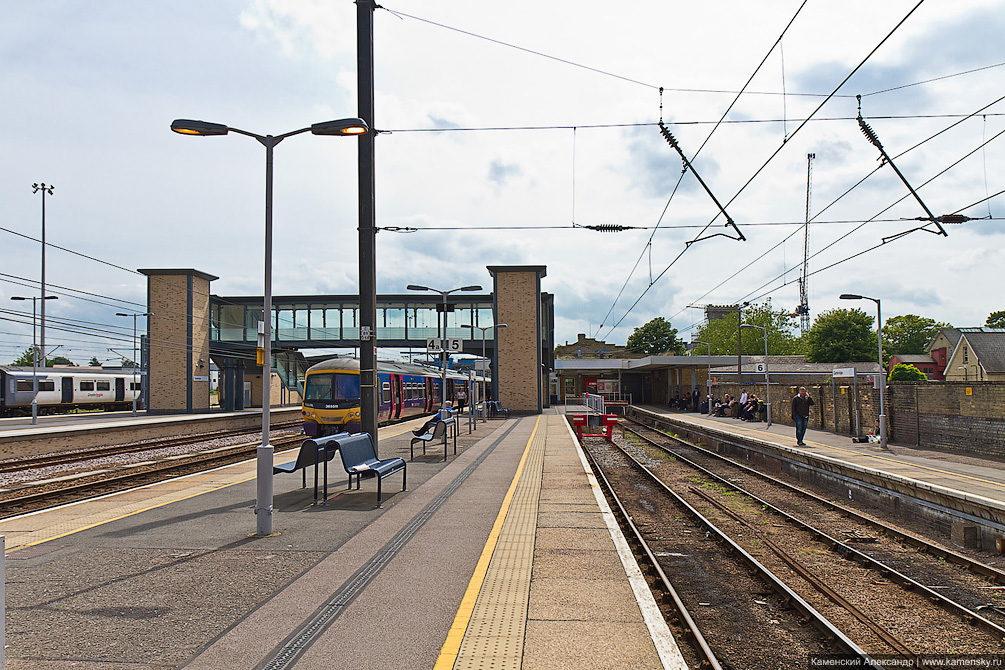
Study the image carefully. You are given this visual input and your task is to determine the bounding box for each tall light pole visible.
[740,324,771,426]
[172,116,367,536]
[32,183,53,372]
[463,322,507,420]
[407,284,482,409]
[10,295,58,424]
[116,312,152,416]
[693,340,712,414]
[840,293,887,449]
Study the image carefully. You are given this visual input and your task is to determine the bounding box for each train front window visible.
[305,373,360,401]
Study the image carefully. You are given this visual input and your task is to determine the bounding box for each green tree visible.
[882,314,951,358]
[804,308,875,363]
[88,356,102,366]
[10,349,74,366]
[889,363,927,381]
[627,317,685,355]
[986,311,1005,328]
[120,357,138,368]
[691,302,801,356]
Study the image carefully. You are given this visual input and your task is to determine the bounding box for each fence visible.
[710,380,881,437]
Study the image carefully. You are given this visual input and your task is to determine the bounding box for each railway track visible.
[583,417,1005,662]
[0,421,302,474]
[621,417,1005,616]
[582,433,868,667]
[0,431,303,519]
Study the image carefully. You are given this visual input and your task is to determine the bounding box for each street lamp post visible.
[10,295,58,424]
[32,183,53,376]
[740,324,771,426]
[172,116,367,536]
[839,293,887,450]
[693,340,712,414]
[463,322,507,421]
[116,312,152,416]
[407,285,482,410]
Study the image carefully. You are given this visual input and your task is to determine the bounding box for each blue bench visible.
[274,435,346,505]
[410,419,449,461]
[334,433,406,506]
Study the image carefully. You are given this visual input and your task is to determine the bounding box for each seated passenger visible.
[412,414,442,436]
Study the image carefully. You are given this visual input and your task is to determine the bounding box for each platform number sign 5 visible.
[427,338,463,353]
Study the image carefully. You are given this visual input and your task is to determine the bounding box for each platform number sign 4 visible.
[427,338,463,353]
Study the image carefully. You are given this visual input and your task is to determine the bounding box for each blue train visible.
[301,357,482,437]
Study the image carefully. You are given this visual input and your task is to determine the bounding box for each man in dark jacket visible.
[791,386,814,446]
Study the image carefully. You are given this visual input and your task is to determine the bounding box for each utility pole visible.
[797,154,814,333]
[357,0,378,453]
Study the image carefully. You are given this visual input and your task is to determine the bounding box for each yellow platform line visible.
[433,417,540,670]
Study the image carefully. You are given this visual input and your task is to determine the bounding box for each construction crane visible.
[796,153,814,333]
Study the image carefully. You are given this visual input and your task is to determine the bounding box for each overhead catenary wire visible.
[600,0,930,340]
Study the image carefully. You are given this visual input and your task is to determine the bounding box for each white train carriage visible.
[0,366,142,416]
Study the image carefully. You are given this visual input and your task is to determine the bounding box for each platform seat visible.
[335,433,406,506]
[488,401,510,419]
[410,419,448,461]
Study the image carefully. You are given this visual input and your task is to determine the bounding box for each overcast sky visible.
[1,0,1002,365]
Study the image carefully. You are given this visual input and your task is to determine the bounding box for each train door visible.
[392,375,402,419]
[115,377,125,402]
[61,377,73,404]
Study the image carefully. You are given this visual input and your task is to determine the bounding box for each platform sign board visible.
[427,338,463,353]
[755,363,765,373]
[832,367,856,378]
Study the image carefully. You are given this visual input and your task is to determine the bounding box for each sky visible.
[1,0,1003,366]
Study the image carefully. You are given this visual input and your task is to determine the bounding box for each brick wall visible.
[710,381,880,436]
[494,269,542,413]
[144,270,214,413]
[889,381,1005,457]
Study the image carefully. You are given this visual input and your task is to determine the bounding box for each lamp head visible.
[460,285,482,292]
[10,296,27,301]
[171,119,229,136]
[406,284,429,292]
[116,312,129,317]
[310,118,368,136]
[839,293,863,300]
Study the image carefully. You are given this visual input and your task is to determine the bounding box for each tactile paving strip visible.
[452,418,546,669]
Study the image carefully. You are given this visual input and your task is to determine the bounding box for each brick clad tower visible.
[139,269,217,413]
[488,265,547,414]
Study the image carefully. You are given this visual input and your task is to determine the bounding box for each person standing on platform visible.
[791,386,814,446]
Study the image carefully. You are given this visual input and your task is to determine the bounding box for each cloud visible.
[488,159,522,186]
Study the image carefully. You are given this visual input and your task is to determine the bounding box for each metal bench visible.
[488,401,510,418]
[273,435,346,505]
[334,433,407,506]
[410,419,450,461]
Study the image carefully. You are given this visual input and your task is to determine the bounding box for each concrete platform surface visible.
[2,413,682,669]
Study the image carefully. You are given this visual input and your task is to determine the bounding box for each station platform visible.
[1,412,681,670]
[632,405,1005,508]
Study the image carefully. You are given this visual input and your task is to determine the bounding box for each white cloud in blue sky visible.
[1,0,1003,364]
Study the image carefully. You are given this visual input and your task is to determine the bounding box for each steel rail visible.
[0,435,302,514]
[623,421,1005,642]
[580,439,723,670]
[691,485,917,662]
[0,422,303,474]
[593,433,872,660]
[626,406,1005,585]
